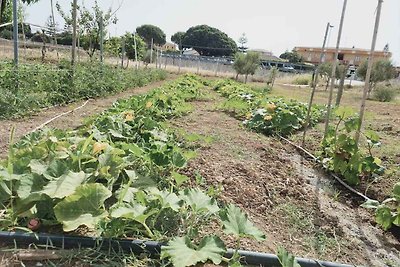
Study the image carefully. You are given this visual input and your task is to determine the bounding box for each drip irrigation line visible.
[277,134,372,202]
[29,100,90,134]
[0,231,354,267]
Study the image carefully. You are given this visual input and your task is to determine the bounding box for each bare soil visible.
[172,89,400,267]
[0,78,174,159]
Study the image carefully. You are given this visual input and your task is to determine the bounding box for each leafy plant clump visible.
[0,61,167,119]
[0,74,266,267]
[214,79,325,136]
[362,183,400,230]
[319,107,384,185]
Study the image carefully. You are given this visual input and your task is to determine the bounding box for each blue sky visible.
[24,0,400,64]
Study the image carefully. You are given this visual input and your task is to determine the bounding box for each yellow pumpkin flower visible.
[93,142,108,155]
[145,101,153,108]
[124,111,135,122]
[266,103,276,112]
[264,115,273,121]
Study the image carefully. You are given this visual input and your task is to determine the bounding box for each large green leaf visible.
[277,247,301,267]
[110,203,158,225]
[393,183,400,202]
[41,171,86,199]
[161,236,226,267]
[54,183,112,231]
[171,172,189,187]
[148,188,181,212]
[180,188,219,214]
[220,204,265,241]
[376,206,394,230]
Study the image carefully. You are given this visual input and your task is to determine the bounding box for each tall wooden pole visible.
[324,0,348,139]
[302,22,332,146]
[12,0,18,66]
[134,32,138,69]
[355,0,383,144]
[100,16,104,63]
[71,0,78,66]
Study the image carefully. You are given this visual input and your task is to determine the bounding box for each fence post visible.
[197,56,200,74]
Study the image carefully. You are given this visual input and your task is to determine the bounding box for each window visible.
[338,53,344,60]
[355,56,361,62]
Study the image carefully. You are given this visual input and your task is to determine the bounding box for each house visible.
[294,46,391,67]
[161,42,178,51]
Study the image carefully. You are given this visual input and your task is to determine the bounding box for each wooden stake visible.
[355,0,383,144]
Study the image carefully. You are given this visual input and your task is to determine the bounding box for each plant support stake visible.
[324,0,348,139]
[302,22,333,146]
[12,0,18,66]
[355,0,383,144]
[71,0,78,66]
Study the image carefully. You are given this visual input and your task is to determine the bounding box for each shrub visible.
[292,75,311,86]
[373,85,397,102]
[0,29,13,40]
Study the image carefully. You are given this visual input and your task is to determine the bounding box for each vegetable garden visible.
[0,72,399,266]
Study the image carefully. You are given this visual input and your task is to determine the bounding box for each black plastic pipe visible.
[0,231,355,267]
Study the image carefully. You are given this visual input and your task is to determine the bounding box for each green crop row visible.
[214,79,325,136]
[0,74,280,267]
[0,61,167,119]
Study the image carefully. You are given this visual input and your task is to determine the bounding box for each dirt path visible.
[171,89,400,267]
[0,78,174,159]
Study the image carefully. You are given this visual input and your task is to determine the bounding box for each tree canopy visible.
[57,1,117,59]
[1,0,40,23]
[171,31,185,50]
[279,50,303,63]
[136,24,166,47]
[182,25,237,57]
[357,59,396,90]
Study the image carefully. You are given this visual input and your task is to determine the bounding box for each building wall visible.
[294,47,391,66]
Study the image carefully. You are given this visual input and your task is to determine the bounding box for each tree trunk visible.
[325,77,330,91]
[0,0,6,23]
[245,74,248,84]
[235,73,239,81]
[335,66,347,106]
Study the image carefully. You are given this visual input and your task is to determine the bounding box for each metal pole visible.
[302,22,333,146]
[12,0,18,66]
[324,0,348,139]
[355,0,383,144]
[71,0,78,66]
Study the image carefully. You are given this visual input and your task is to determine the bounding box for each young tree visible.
[243,52,260,83]
[171,31,185,51]
[136,24,166,47]
[57,0,117,59]
[356,59,396,95]
[105,33,146,61]
[238,33,248,53]
[268,66,278,89]
[233,52,260,83]
[182,25,237,57]
[233,53,246,80]
[318,62,343,90]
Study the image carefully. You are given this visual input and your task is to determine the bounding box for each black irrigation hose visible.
[0,231,355,267]
[277,134,373,202]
